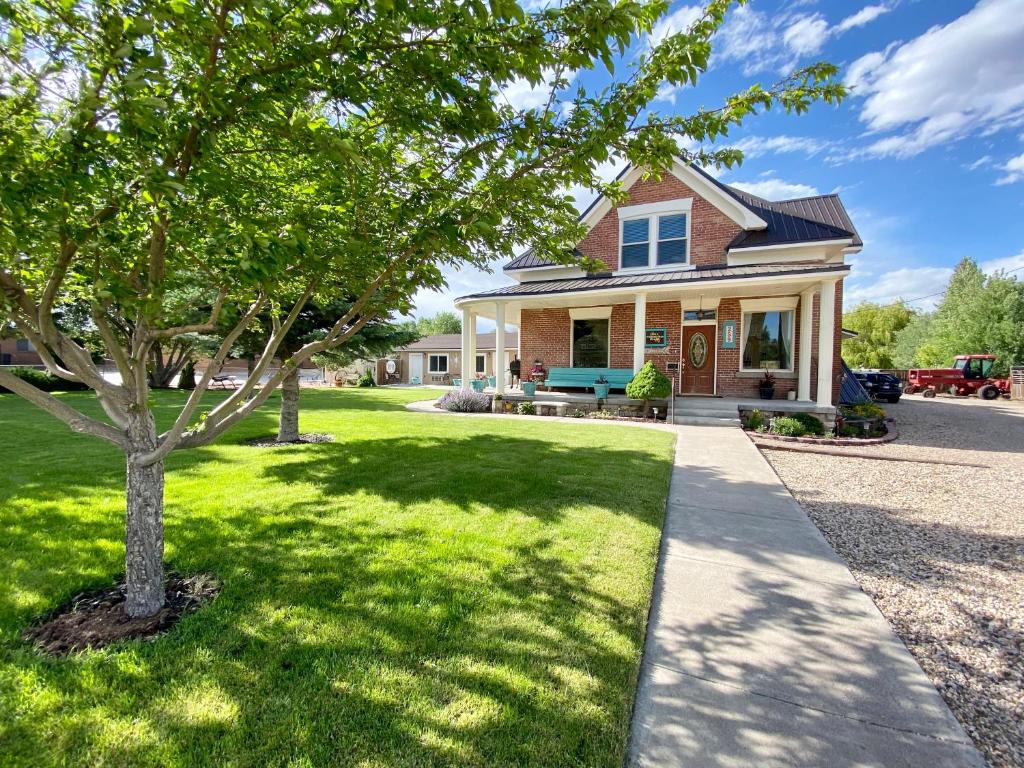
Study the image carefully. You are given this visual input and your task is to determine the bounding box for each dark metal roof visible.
[400,332,519,352]
[459,263,849,301]
[503,163,860,269]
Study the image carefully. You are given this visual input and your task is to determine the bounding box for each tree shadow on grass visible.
[2,414,671,767]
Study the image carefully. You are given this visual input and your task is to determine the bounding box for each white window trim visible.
[569,316,612,368]
[739,299,797,374]
[428,353,449,373]
[618,198,694,273]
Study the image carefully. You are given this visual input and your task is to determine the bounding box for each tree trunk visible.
[277,367,300,443]
[125,409,165,618]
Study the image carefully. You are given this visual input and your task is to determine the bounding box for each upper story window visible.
[618,199,692,272]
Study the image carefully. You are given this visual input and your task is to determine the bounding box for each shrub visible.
[0,366,89,393]
[516,401,536,415]
[356,370,375,387]
[842,402,884,420]
[436,390,490,413]
[789,412,825,436]
[625,361,671,402]
[588,409,617,420]
[743,408,764,431]
[569,408,587,418]
[769,416,807,437]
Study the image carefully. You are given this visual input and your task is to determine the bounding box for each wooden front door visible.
[682,326,715,394]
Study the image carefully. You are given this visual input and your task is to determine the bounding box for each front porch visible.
[454,265,845,408]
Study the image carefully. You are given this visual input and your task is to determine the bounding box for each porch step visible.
[675,415,741,427]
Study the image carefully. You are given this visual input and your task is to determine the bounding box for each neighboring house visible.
[396,332,520,385]
[0,338,44,367]
[454,159,860,406]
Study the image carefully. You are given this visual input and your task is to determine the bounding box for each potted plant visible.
[593,375,611,400]
[522,379,537,396]
[491,393,503,414]
[758,369,776,400]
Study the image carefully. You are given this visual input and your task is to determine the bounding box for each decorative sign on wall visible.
[645,327,668,348]
[721,320,737,349]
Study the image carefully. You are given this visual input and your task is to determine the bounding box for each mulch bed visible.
[24,573,220,656]
[245,433,335,448]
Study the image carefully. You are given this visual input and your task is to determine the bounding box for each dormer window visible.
[618,199,692,272]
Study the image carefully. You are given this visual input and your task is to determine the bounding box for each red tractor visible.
[904,355,1011,400]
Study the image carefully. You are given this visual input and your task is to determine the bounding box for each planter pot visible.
[470,379,484,392]
[758,385,775,400]
[522,381,537,397]
[593,383,611,399]
[491,399,503,414]
[787,390,797,401]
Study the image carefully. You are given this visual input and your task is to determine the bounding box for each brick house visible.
[453,160,860,407]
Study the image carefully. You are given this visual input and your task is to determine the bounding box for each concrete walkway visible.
[628,425,985,767]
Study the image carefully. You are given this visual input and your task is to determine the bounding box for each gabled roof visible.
[400,332,518,352]
[461,263,849,301]
[503,162,860,269]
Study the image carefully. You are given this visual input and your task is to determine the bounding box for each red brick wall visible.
[518,285,843,404]
[576,172,742,271]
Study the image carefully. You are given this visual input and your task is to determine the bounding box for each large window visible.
[428,354,448,373]
[620,212,689,270]
[572,319,609,368]
[742,310,794,371]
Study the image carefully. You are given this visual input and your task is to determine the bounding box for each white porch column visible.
[633,293,647,372]
[798,287,815,402]
[816,280,837,405]
[494,302,506,394]
[461,308,476,390]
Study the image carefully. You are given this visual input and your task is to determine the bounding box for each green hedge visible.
[0,366,90,393]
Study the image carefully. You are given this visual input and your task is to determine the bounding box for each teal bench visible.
[543,367,635,392]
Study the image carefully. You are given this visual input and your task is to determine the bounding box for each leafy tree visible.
[841,302,914,369]
[233,298,419,442]
[416,311,462,336]
[0,0,845,617]
[892,313,942,368]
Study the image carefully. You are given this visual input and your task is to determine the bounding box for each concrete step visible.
[675,409,741,419]
[674,416,742,427]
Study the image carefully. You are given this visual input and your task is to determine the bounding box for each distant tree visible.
[416,311,462,336]
[235,299,419,442]
[893,313,942,368]
[928,259,1024,374]
[841,302,914,369]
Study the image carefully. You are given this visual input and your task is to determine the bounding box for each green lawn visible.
[0,387,675,767]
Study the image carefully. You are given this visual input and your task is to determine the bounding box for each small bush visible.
[356,370,375,387]
[588,409,617,420]
[842,402,884,420]
[569,408,587,418]
[789,412,825,436]
[743,408,764,431]
[436,390,490,413]
[625,361,671,401]
[177,360,196,390]
[516,401,536,415]
[0,366,89,393]
[769,416,807,437]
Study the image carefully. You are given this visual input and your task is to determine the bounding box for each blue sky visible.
[411,0,1024,324]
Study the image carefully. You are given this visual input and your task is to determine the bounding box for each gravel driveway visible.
[761,394,1024,768]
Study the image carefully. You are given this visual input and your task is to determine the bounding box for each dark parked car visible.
[853,371,902,403]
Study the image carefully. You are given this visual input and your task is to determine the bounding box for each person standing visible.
[509,355,521,388]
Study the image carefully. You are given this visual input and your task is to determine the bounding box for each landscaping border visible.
[405,399,677,433]
[748,419,899,447]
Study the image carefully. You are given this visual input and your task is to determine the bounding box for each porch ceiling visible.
[462,268,844,324]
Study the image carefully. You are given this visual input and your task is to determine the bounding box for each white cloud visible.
[728,176,819,199]
[836,4,892,33]
[966,154,993,171]
[731,134,827,158]
[716,3,893,75]
[649,5,703,47]
[980,249,1024,274]
[995,152,1024,185]
[847,0,1024,158]
[782,13,830,56]
[846,266,954,308]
